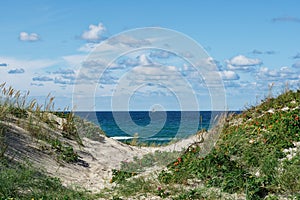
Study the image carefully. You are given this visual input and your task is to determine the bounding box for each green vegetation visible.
[108,89,300,199]
[1,82,300,199]
[0,83,81,163]
[110,151,179,183]
[0,157,94,199]
[50,138,79,163]
[0,83,102,199]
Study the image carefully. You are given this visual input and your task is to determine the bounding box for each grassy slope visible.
[0,84,100,199]
[108,90,300,200]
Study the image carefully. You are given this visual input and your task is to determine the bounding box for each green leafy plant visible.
[51,139,79,163]
[111,169,136,183]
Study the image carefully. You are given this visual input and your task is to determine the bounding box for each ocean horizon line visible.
[73,110,241,112]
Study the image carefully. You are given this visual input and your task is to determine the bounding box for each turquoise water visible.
[75,111,238,144]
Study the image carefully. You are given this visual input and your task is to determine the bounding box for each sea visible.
[75,111,240,144]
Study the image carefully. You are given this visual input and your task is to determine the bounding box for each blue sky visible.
[1,0,300,111]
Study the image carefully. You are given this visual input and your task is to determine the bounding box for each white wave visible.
[111,136,134,140]
[143,137,174,141]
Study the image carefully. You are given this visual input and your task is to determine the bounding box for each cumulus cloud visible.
[258,67,279,78]
[137,54,153,65]
[78,32,152,54]
[117,57,139,68]
[81,23,106,41]
[257,66,298,81]
[272,16,300,23]
[99,73,118,85]
[54,77,74,85]
[219,70,240,80]
[228,55,262,66]
[8,68,25,74]
[19,32,40,41]
[0,63,8,67]
[226,55,262,71]
[32,76,53,82]
[115,54,154,69]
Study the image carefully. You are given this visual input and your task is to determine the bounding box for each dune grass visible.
[0,83,98,199]
[108,89,300,199]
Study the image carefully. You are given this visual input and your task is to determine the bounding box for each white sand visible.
[3,115,223,193]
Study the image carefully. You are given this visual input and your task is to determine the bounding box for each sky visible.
[1,0,300,111]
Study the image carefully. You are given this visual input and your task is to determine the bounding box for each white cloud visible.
[19,32,40,41]
[149,50,173,59]
[226,55,262,71]
[8,68,25,74]
[117,54,154,68]
[30,83,44,87]
[219,70,240,80]
[52,68,75,75]
[137,54,153,65]
[81,23,106,41]
[0,63,8,67]
[0,56,61,95]
[32,76,53,82]
[257,66,299,81]
[54,77,74,85]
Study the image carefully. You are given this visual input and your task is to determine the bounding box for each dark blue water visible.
[75,111,238,144]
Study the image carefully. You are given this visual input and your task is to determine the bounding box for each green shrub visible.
[111,169,136,183]
[51,139,79,163]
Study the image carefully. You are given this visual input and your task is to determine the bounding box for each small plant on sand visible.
[51,139,79,163]
[111,169,136,183]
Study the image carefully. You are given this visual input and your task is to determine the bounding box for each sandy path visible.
[3,116,222,193]
[49,133,208,192]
